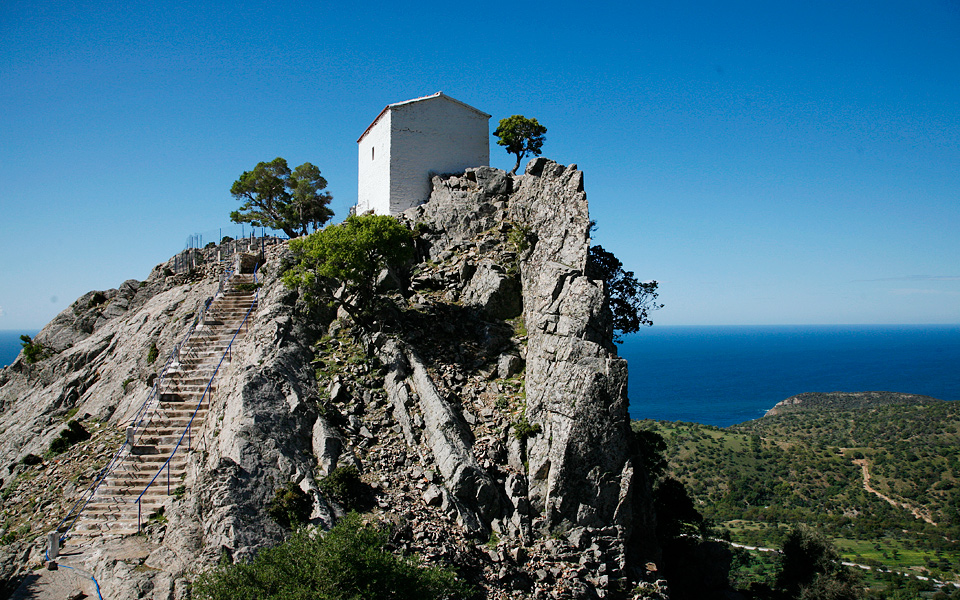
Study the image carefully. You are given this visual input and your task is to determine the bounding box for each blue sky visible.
[2,0,958,330]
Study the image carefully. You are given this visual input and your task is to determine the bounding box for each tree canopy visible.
[776,526,863,600]
[282,214,414,322]
[586,245,662,342]
[230,157,333,238]
[493,115,547,175]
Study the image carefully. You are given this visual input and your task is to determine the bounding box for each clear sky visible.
[2,0,958,330]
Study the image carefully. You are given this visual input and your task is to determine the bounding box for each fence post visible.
[47,531,60,560]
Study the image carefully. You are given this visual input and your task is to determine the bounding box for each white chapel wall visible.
[388,97,490,214]
[357,110,392,215]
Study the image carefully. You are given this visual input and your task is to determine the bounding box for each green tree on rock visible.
[230,157,333,238]
[282,214,414,324]
[493,115,547,175]
[586,245,662,342]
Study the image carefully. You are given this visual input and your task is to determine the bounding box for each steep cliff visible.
[0,160,663,600]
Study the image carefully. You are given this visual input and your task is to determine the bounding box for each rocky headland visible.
[764,391,943,417]
[0,159,670,600]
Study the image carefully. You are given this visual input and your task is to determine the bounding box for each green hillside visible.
[634,393,960,590]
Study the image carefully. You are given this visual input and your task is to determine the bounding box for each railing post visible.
[47,531,60,560]
[138,501,142,533]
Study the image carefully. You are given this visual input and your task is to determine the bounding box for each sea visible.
[0,330,39,370]
[2,325,958,428]
[620,324,960,427]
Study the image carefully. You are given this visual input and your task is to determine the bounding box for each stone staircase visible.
[65,274,258,542]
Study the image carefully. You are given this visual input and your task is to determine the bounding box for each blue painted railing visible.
[135,266,260,531]
[53,293,215,541]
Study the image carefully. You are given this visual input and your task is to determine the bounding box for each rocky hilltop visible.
[0,160,666,600]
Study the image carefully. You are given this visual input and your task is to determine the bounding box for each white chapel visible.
[356,92,490,216]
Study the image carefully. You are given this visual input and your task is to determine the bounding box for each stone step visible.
[160,389,215,399]
[157,395,211,406]
[95,480,184,496]
[83,497,167,511]
[128,441,197,453]
[101,469,186,486]
[134,415,207,425]
[143,406,209,416]
[162,375,218,385]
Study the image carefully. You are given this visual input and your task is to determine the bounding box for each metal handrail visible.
[135,266,260,531]
[128,297,214,445]
[53,294,215,540]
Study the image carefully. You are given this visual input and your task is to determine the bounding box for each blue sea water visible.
[620,325,960,427]
[3,326,959,428]
[0,330,39,368]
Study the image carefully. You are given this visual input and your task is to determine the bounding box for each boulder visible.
[460,260,522,320]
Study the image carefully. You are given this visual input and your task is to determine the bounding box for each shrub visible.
[48,420,91,455]
[318,465,373,511]
[19,335,48,364]
[266,482,312,528]
[146,342,159,364]
[191,513,472,600]
[776,525,863,599]
[508,222,532,256]
[512,415,541,441]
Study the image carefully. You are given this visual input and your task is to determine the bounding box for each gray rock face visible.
[409,158,636,534]
[511,159,634,533]
[460,259,522,320]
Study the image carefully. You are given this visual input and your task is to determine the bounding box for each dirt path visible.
[852,458,937,526]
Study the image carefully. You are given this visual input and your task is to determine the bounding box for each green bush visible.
[146,342,159,364]
[191,513,472,600]
[266,482,312,528]
[511,415,541,441]
[48,420,91,455]
[19,335,48,364]
[318,465,373,511]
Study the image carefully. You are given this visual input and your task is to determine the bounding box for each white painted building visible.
[357,92,490,215]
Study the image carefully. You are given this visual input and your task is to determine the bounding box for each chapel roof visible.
[357,92,491,143]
